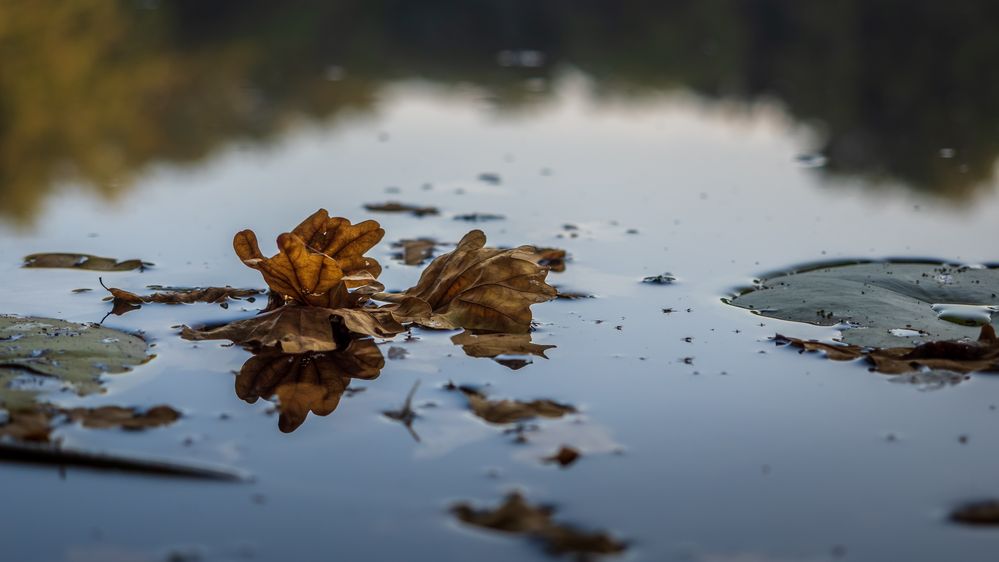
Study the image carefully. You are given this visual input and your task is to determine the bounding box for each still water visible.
[2,76,998,561]
[3,3,999,557]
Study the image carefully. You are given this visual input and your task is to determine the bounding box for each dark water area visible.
[2,2,999,562]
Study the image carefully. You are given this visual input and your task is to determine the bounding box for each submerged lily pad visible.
[0,315,150,407]
[23,253,151,271]
[727,261,999,348]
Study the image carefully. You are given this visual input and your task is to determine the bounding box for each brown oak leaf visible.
[233,209,383,307]
[376,230,556,333]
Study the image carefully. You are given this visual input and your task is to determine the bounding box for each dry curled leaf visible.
[102,282,260,306]
[289,209,384,278]
[233,209,383,307]
[182,306,343,353]
[236,339,383,433]
[23,253,151,271]
[457,386,575,425]
[364,201,438,217]
[774,324,999,374]
[181,298,429,351]
[452,492,627,558]
[377,230,556,333]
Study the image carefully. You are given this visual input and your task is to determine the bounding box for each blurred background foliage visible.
[2,0,998,223]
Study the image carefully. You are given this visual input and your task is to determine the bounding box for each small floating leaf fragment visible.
[794,153,828,168]
[451,492,626,557]
[23,253,151,272]
[454,385,575,424]
[543,445,581,467]
[950,500,999,526]
[526,247,568,272]
[477,173,502,185]
[453,212,505,222]
[642,273,676,285]
[391,238,441,265]
[363,201,439,217]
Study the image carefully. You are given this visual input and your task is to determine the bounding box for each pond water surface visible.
[2,76,999,562]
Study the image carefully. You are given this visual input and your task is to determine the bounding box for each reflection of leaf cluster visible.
[237,339,384,433]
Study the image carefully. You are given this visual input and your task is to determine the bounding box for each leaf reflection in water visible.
[235,338,384,433]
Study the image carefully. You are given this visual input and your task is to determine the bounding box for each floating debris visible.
[364,202,439,217]
[23,253,151,272]
[452,492,626,557]
[642,273,676,285]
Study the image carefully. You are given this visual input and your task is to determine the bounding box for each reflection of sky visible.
[3,82,999,562]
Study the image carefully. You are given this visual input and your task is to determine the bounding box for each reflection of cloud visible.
[235,339,383,432]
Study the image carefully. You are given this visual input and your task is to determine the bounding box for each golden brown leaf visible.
[290,208,384,278]
[237,340,383,432]
[237,232,346,307]
[233,210,384,306]
[774,325,999,374]
[451,492,627,557]
[378,230,556,333]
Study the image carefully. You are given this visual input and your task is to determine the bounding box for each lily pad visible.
[23,253,151,271]
[0,315,150,408]
[727,262,999,348]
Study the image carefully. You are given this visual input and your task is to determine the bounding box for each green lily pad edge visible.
[0,315,151,411]
[725,260,999,349]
